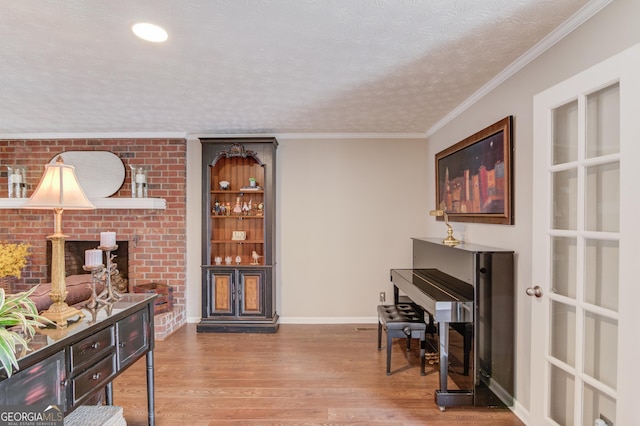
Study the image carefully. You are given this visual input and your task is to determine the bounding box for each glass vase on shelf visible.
[7,166,27,198]
[129,165,149,198]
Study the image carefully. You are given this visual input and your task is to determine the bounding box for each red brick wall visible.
[0,138,187,339]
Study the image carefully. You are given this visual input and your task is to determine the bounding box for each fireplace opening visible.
[46,240,129,292]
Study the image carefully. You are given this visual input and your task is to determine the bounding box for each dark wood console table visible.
[0,293,156,425]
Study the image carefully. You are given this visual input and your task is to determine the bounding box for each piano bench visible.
[377,304,426,376]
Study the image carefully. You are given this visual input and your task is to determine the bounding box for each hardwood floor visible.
[113,324,525,426]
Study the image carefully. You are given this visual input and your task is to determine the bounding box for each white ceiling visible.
[0,0,598,137]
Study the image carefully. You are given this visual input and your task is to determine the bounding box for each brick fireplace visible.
[47,240,129,292]
[0,138,187,339]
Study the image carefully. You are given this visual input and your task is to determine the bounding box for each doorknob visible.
[526,286,543,298]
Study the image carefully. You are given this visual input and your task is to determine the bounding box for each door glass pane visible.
[552,169,577,230]
[551,237,577,298]
[552,100,578,165]
[586,162,619,232]
[584,312,618,389]
[549,364,575,425]
[550,301,575,367]
[586,83,620,158]
[585,239,619,311]
[583,383,616,426]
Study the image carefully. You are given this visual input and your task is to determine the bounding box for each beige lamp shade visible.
[24,156,95,210]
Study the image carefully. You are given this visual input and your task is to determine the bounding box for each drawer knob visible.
[92,372,101,380]
[119,342,126,348]
[91,342,100,349]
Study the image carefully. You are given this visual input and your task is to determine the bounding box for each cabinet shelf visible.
[211,190,264,195]
[210,240,264,244]
[210,215,263,219]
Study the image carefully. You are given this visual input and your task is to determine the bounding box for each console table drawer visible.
[70,326,115,372]
[117,308,149,369]
[70,354,116,405]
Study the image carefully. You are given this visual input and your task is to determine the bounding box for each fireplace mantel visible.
[0,197,166,209]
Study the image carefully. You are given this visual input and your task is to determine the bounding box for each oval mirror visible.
[49,151,125,198]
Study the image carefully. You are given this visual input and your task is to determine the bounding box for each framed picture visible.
[435,116,513,225]
[231,231,246,241]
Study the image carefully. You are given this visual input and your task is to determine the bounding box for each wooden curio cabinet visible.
[197,138,278,333]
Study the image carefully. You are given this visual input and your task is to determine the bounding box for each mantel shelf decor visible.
[0,197,166,210]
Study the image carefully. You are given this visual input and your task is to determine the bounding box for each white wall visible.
[276,137,428,320]
[424,0,640,418]
[186,136,429,322]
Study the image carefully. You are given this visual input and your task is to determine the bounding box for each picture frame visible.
[231,231,246,241]
[435,116,513,225]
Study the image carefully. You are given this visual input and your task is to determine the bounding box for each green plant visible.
[0,287,53,377]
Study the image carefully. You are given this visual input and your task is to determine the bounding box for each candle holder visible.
[82,264,106,310]
[82,294,114,326]
[130,165,149,198]
[98,245,123,303]
[7,165,27,198]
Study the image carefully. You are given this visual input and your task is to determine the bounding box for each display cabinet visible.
[198,138,278,333]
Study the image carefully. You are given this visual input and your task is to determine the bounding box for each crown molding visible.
[0,132,187,140]
[426,0,613,138]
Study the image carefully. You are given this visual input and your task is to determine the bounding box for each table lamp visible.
[429,209,460,246]
[24,156,96,326]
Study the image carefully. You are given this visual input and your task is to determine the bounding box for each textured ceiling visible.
[0,0,594,136]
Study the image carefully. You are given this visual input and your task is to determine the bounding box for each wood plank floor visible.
[113,324,525,426]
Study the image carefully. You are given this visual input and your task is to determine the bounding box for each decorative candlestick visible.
[82,264,106,311]
[98,244,122,303]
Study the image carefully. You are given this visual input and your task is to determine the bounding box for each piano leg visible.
[438,321,449,392]
[435,321,474,409]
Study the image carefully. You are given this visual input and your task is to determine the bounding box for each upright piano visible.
[391,237,514,409]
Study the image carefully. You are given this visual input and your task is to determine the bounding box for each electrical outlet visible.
[379,292,386,302]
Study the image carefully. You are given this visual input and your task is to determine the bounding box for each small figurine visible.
[235,255,242,265]
[251,251,262,265]
[233,197,242,215]
[242,201,250,215]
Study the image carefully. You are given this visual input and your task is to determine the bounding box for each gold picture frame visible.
[435,116,513,225]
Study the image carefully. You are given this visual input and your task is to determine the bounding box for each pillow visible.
[30,274,104,312]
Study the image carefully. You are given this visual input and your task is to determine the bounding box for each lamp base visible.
[40,301,85,327]
[442,236,461,246]
[442,225,461,246]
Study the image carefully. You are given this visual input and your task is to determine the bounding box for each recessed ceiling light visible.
[132,23,168,43]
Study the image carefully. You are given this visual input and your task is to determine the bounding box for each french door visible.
[531,43,640,425]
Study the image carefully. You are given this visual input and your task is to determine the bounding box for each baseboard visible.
[279,316,377,324]
[187,316,378,324]
[511,399,530,425]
